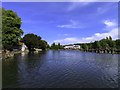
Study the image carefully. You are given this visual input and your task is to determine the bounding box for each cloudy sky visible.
[2,2,118,45]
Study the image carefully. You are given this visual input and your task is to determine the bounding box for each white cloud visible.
[82,28,118,41]
[54,37,81,44]
[54,19,118,45]
[57,20,85,29]
[103,20,117,28]
[102,20,118,32]
[54,28,118,44]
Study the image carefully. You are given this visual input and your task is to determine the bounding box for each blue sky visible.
[2,2,118,45]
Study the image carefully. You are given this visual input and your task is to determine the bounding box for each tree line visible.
[2,8,48,51]
[79,36,120,53]
[50,43,64,50]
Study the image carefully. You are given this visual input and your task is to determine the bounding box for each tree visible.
[50,42,64,50]
[99,39,109,49]
[52,43,55,47]
[38,40,47,50]
[81,44,88,50]
[51,43,56,49]
[115,39,120,50]
[23,33,48,51]
[23,33,41,50]
[58,43,61,49]
[109,36,112,40]
[106,37,109,40]
[107,40,115,49]
[47,44,50,49]
[2,8,23,50]
[93,41,101,49]
[87,43,93,50]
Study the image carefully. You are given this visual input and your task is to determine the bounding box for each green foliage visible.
[38,40,48,50]
[23,34,41,50]
[81,44,88,50]
[115,39,120,49]
[99,39,109,49]
[93,41,101,49]
[85,43,93,49]
[2,8,23,50]
[23,33,48,51]
[109,36,112,40]
[80,36,119,52]
[50,43,63,50]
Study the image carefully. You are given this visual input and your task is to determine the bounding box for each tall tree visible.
[23,33,48,51]
[23,33,41,50]
[2,8,23,50]
[109,36,112,40]
[58,43,61,49]
[51,43,55,49]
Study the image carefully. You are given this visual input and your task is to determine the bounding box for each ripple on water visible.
[3,50,118,88]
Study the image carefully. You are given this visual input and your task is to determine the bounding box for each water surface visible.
[3,50,118,88]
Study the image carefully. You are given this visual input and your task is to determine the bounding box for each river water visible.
[2,50,119,88]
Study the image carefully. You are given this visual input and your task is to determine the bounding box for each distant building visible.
[18,41,28,52]
[64,45,74,49]
[64,45,80,49]
[21,43,27,52]
[73,45,80,49]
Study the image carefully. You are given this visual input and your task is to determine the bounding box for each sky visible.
[2,2,118,45]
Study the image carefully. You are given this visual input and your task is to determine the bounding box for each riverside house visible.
[19,41,28,52]
[64,45,80,50]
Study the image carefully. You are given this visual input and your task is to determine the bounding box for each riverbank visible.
[62,48,120,54]
[1,48,45,60]
[80,49,120,54]
[2,48,119,60]
[2,50,29,60]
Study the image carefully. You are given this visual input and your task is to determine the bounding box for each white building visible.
[73,45,80,49]
[64,45,80,49]
[21,43,27,52]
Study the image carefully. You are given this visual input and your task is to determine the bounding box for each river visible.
[2,50,119,88]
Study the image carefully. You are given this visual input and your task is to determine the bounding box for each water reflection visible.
[3,50,118,88]
[2,57,19,88]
